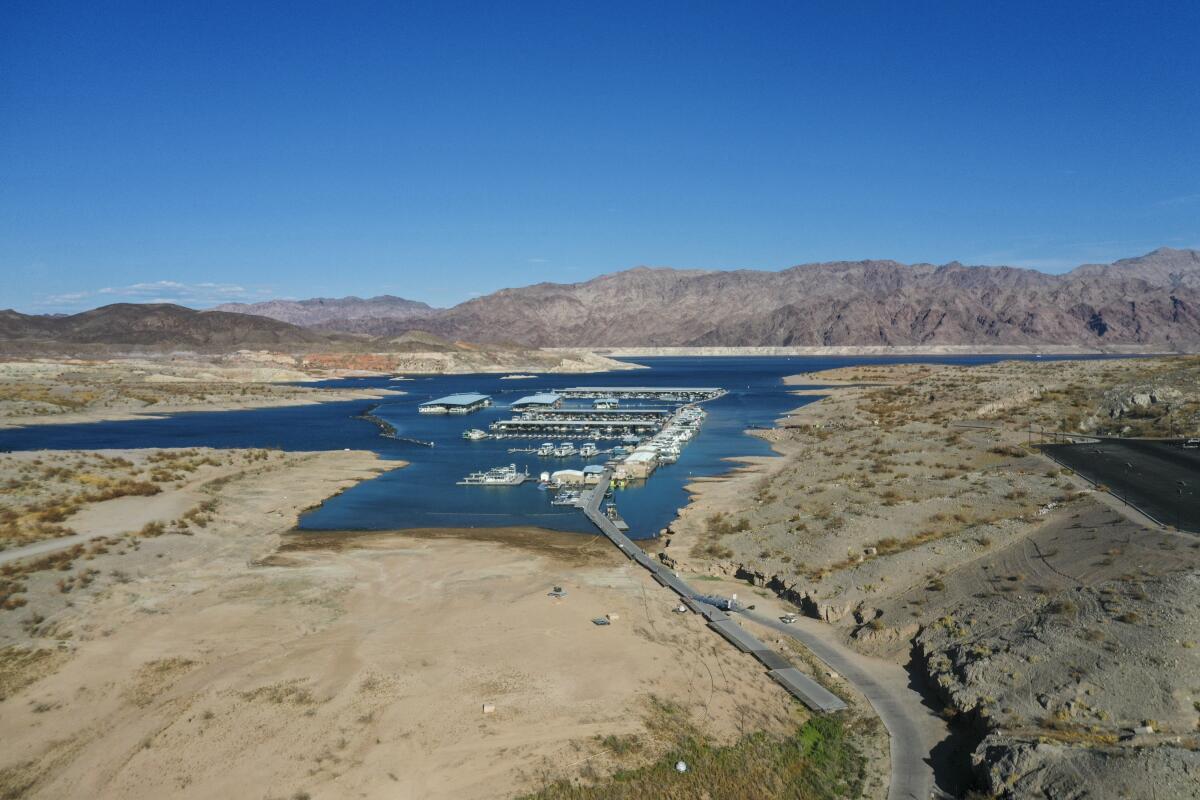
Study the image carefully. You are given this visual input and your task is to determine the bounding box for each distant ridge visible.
[11,248,1200,351]
[0,303,353,353]
[213,295,438,333]
[213,248,1200,349]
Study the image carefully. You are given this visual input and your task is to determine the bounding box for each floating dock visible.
[510,393,563,410]
[577,469,847,714]
[514,407,674,421]
[557,386,725,402]
[419,393,492,414]
[489,417,664,438]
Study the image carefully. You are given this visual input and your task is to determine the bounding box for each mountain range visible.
[4,247,1200,352]
[214,295,437,333]
[213,247,1200,349]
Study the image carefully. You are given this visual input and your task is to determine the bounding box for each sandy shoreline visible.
[0,446,820,800]
[0,387,404,430]
[560,344,1180,357]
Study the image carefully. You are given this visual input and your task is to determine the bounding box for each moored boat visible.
[456,464,529,486]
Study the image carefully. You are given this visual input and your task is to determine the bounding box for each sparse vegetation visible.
[521,708,865,800]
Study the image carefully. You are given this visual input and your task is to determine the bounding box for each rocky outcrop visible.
[972,733,1200,799]
[1101,385,1187,418]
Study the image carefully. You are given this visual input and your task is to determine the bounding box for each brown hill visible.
[0,303,352,353]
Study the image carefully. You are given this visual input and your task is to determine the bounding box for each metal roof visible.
[707,619,763,653]
[519,407,672,415]
[582,465,606,473]
[510,393,562,407]
[419,393,490,407]
[768,668,848,712]
[559,386,721,392]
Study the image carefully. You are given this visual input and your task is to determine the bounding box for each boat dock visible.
[490,417,664,438]
[515,407,675,422]
[558,386,726,402]
[577,468,847,714]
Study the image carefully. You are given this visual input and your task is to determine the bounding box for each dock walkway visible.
[578,469,846,714]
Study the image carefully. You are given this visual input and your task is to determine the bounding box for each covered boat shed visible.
[418,393,492,414]
[510,392,563,410]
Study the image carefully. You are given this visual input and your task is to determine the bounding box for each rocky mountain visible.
[1071,246,1200,290]
[14,248,1200,351]
[338,247,1200,349]
[213,295,437,333]
[0,303,354,353]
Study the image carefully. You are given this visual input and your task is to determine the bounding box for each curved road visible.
[740,609,953,800]
[578,469,953,798]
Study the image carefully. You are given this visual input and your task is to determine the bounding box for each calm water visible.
[0,355,1120,539]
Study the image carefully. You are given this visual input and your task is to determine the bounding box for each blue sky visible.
[3,1,1198,312]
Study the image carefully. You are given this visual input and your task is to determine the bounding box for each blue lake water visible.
[0,355,1123,539]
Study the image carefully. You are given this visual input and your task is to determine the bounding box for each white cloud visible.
[39,281,275,311]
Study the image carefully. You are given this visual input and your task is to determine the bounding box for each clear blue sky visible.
[3,1,1199,312]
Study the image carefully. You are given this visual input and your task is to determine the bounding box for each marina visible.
[0,354,1095,536]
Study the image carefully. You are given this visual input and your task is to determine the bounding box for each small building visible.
[622,449,658,479]
[551,469,586,485]
[418,393,492,415]
[582,464,606,484]
[511,392,563,411]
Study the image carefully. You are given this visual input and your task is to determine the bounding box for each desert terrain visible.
[7,354,1197,798]
[0,348,633,429]
[661,356,1200,797]
[0,440,877,799]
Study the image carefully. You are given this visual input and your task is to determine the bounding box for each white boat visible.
[554,442,576,457]
[462,428,488,440]
[551,489,581,505]
[579,442,598,457]
[537,442,555,456]
[457,464,529,486]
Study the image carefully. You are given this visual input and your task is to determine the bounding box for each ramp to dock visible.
[768,668,848,713]
[579,469,847,714]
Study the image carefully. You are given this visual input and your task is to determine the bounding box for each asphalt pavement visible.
[1041,439,1200,532]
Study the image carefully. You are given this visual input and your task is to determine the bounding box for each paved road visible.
[741,609,952,800]
[1041,439,1200,532]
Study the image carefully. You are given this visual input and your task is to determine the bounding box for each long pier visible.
[558,386,725,402]
[578,469,846,713]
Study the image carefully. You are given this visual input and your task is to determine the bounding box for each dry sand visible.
[1,450,801,800]
[0,357,405,430]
